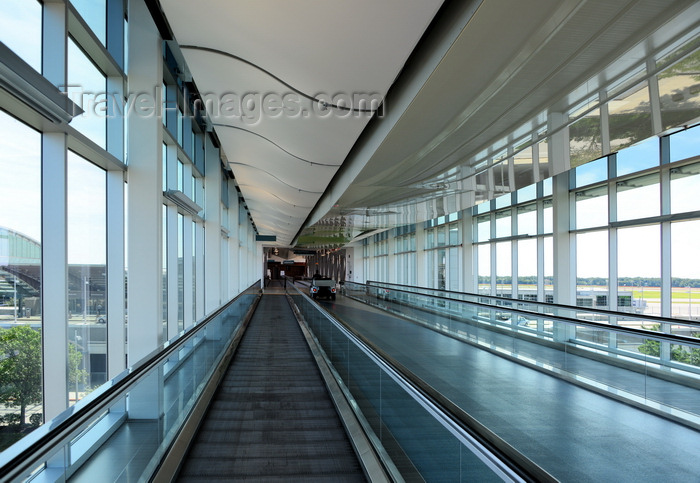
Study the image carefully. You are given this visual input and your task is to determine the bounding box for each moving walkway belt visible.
[176,293,366,481]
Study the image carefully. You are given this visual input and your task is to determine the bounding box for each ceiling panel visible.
[160,0,445,245]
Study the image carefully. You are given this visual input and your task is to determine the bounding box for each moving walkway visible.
[4,279,697,481]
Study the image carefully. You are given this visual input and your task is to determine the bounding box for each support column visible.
[228,186,240,296]
[204,136,222,314]
[126,0,163,364]
[415,226,426,287]
[42,1,69,421]
[106,170,126,378]
[42,133,69,419]
[461,211,474,293]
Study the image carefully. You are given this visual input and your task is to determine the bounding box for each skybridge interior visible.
[1,0,700,481]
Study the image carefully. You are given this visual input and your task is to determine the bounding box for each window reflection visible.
[658,48,700,132]
[609,82,652,152]
[67,152,107,403]
[569,109,602,168]
[513,146,535,190]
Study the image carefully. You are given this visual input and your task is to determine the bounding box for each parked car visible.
[310,278,336,300]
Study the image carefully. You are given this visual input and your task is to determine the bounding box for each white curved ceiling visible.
[159,0,445,245]
[158,0,700,248]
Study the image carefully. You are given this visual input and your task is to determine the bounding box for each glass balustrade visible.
[0,287,258,483]
[345,281,700,428]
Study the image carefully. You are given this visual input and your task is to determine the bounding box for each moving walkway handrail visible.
[366,280,700,328]
[359,281,700,348]
[0,282,261,482]
[288,282,553,482]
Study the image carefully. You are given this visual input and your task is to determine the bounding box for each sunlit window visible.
[67,151,107,403]
[0,0,42,72]
[70,0,106,46]
[670,162,700,214]
[0,111,42,442]
[616,173,660,221]
[575,185,608,229]
[67,38,107,149]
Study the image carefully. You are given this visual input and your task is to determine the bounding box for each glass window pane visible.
[162,144,167,191]
[609,82,652,152]
[448,224,459,246]
[658,48,700,132]
[575,185,608,229]
[67,152,107,402]
[426,229,434,249]
[495,192,511,209]
[616,173,660,221]
[543,199,553,234]
[513,146,535,191]
[496,241,511,297]
[618,225,660,315]
[478,244,490,295]
[671,220,700,320]
[448,247,459,290]
[177,160,184,192]
[70,0,106,45]
[670,124,700,163]
[192,221,196,323]
[162,205,167,339]
[0,0,42,72]
[544,236,553,302]
[576,231,608,308]
[67,38,107,149]
[616,137,658,177]
[177,214,184,332]
[517,183,537,203]
[0,112,43,436]
[495,210,511,238]
[670,162,700,214]
[476,215,490,243]
[574,156,607,188]
[436,226,446,247]
[437,249,446,290]
[517,203,537,235]
[517,238,537,300]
